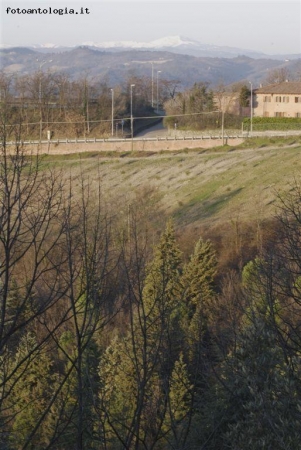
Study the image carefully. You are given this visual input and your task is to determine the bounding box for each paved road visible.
[136,122,207,139]
[136,121,169,138]
[136,121,301,139]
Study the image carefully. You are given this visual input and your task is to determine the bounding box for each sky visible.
[1,0,300,55]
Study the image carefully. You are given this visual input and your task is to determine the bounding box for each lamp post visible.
[38,61,46,103]
[37,59,52,141]
[110,88,114,137]
[249,81,253,133]
[130,84,135,140]
[156,70,161,114]
[37,59,52,102]
[151,62,154,108]
[85,80,90,135]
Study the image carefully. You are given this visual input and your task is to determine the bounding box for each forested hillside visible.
[1,134,301,448]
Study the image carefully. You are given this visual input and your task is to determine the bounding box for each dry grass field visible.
[39,136,301,233]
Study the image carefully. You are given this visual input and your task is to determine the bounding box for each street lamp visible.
[37,59,52,102]
[156,70,161,114]
[130,84,135,140]
[151,62,154,108]
[38,60,46,103]
[110,88,114,137]
[36,59,52,141]
[249,81,253,133]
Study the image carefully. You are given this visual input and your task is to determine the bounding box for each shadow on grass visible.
[174,187,243,224]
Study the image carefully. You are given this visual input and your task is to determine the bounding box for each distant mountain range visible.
[1,38,300,89]
[2,36,300,60]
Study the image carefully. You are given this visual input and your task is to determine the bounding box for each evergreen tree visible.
[239,85,250,108]
[182,237,217,321]
[142,219,183,372]
[176,238,218,449]
[7,333,57,449]
[223,316,301,449]
[99,220,187,449]
[163,353,193,449]
[205,257,301,450]
[180,237,217,389]
[49,324,102,449]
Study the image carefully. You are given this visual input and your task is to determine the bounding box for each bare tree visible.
[264,67,290,85]
[0,122,68,445]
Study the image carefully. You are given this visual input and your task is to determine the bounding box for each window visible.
[263,111,269,117]
[296,113,301,118]
[283,96,289,103]
[295,97,301,103]
[275,112,285,117]
[263,96,271,102]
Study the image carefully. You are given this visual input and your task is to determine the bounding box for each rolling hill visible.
[1,46,300,88]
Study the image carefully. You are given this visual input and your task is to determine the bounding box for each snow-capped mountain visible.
[1,36,299,60]
[80,35,266,58]
[32,43,66,49]
[81,35,201,49]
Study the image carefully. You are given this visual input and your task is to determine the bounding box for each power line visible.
[2,111,222,128]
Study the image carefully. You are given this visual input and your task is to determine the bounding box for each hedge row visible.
[164,113,243,131]
[243,117,301,131]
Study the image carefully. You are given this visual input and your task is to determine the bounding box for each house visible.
[253,81,301,118]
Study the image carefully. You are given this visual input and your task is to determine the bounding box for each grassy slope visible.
[40,136,301,230]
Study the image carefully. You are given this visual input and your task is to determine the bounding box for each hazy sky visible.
[1,0,300,55]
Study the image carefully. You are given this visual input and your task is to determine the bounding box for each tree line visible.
[0,71,180,140]
[0,71,258,138]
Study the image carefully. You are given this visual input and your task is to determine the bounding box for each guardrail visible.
[1,131,300,146]
[3,136,234,145]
